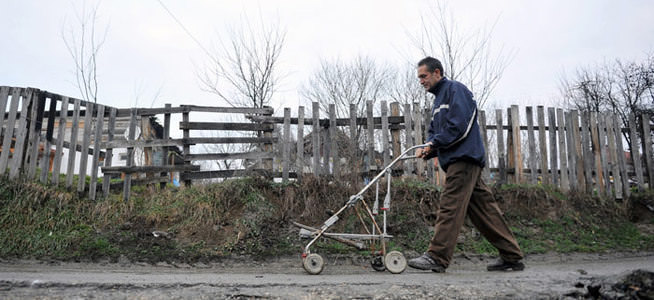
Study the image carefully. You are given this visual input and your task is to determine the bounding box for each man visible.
[408,56,525,273]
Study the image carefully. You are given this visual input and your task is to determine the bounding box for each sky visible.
[1,0,654,115]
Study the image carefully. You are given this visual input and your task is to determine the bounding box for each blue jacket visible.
[426,77,486,172]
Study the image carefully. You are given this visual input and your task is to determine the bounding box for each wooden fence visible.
[1,86,652,202]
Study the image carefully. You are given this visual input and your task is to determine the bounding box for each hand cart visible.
[293,144,429,275]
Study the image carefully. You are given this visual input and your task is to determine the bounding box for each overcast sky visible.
[2,0,653,114]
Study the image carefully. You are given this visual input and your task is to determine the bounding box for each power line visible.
[154,0,216,63]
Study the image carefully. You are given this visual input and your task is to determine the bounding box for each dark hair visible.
[418,56,444,76]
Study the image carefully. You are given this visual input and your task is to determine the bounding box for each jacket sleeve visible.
[428,85,477,149]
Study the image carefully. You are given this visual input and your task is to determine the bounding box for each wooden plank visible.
[349,103,358,178]
[641,113,654,189]
[510,105,522,183]
[367,101,375,173]
[390,102,401,167]
[103,164,200,174]
[597,113,611,196]
[181,169,286,181]
[181,137,277,144]
[282,107,291,181]
[114,105,273,117]
[123,108,137,201]
[537,106,549,184]
[102,107,117,197]
[557,108,569,191]
[0,87,10,139]
[26,91,45,179]
[548,107,559,186]
[296,106,304,180]
[605,113,622,199]
[182,110,191,186]
[9,89,34,179]
[526,106,537,184]
[424,106,434,183]
[40,96,58,183]
[247,115,406,127]
[312,102,320,176]
[590,112,603,194]
[628,114,644,191]
[89,105,105,200]
[65,98,82,188]
[404,104,414,176]
[381,101,390,167]
[323,112,331,175]
[51,97,69,184]
[179,122,274,131]
[102,139,183,149]
[565,111,577,190]
[261,106,274,171]
[496,109,507,184]
[77,103,95,193]
[329,104,339,177]
[612,114,630,198]
[185,151,275,161]
[0,88,22,175]
[571,110,585,190]
[580,112,594,193]
[161,103,171,189]
[414,102,423,177]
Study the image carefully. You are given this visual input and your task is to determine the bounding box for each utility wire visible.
[155,0,217,63]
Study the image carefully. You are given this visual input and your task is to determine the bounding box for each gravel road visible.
[1,252,652,299]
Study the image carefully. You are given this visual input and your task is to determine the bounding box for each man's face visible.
[417,65,442,91]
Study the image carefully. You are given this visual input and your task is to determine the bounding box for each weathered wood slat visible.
[282,107,291,181]
[77,103,95,193]
[103,164,200,174]
[381,101,390,167]
[571,110,585,190]
[605,113,622,199]
[404,104,414,176]
[641,113,654,188]
[496,109,506,184]
[526,106,537,184]
[312,102,320,176]
[0,87,10,141]
[247,115,406,127]
[479,110,490,181]
[160,103,172,189]
[296,106,304,180]
[40,96,58,183]
[597,114,611,196]
[101,139,183,149]
[424,106,434,183]
[123,108,137,201]
[179,122,274,131]
[565,111,577,190]
[102,107,117,198]
[329,104,339,177]
[0,88,22,175]
[548,107,558,186]
[180,137,277,144]
[590,112,602,193]
[390,102,401,166]
[349,104,359,178]
[580,112,594,193]
[367,101,375,174]
[186,151,274,161]
[114,105,274,117]
[9,89,34,179]
[182,110,191,186]
[537,106,549,184]
[612,115,630,198]
[628,114,644,191]
[51,97,69,184]
[510,105,522,183]
[26,91,45,179]
[89,105,105,200]
[557,108,569,191]
[181,169,289,180]
[65,98,82,188]
[322,111,331,175]
[414,102,424,177]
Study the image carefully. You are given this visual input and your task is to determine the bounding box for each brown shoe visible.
[408,253,446,273]
[487,258,525,271]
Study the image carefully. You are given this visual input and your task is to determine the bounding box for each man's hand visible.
[416,146,430,159]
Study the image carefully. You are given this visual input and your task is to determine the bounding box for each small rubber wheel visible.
[302,253,324,275]
[384,251,407,274]
[371,255,386,272]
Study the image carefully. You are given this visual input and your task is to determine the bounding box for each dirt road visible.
[1,252,652,299]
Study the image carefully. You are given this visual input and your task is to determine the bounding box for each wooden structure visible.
[1,85,653,202]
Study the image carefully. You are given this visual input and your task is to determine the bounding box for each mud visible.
[1,252,652,299]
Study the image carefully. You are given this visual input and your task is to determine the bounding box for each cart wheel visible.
[384,251,407,274]
[302,253,324,275]
[371,255,386,272]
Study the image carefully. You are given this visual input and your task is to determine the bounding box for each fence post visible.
[628,114,644,191]
[526,106,537,184]
[496,109,506,185]
[612,115,630,198]
[536,106,549,184]
[580,112,594,193]
[0,88,22,176]
[9,89,34,179]
[381,101,390,168]
[548,107,559,186]
[390,102,401,169]
[509,105,522,184]
[479,110,490,182]
[263,106,274,173]
[641,113,654,189]
[598,114,611,196]
[296,106,304,180]
[161,103,171,189]
[182,108,191,186]
[77,102,95,194]
[565,111,578,190]
[557,108,569,191]
[366,101,375,175]
[50,96,69,184]
[312,102,320,176]
[123,108,137,201]
[329,104,339,177]
[403,104,414,177]
[66,98,81,188]
[102,108,117,197]
[591,112,604,193]
[414,102,423,177]
[282,107,290,182]
[349,104,359,180]
[26,90,45,179]
[605,113,622,199]
[89,104,105,200]
[570,110,584,190]
[40,94,57,184]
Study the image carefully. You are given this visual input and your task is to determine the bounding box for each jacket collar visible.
[428,77,448,95]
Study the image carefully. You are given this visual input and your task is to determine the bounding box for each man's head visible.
[417,56,444,91]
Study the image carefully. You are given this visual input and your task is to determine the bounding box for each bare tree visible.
[198,16,286,109]
[559,54,654,148]
[61,1,108,103]
[387,62,427,108]
[406,1,514,109]
[300,55,391,118]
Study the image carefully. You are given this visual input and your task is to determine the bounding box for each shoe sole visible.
[408,262,445,273]
[487,263,525,272]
